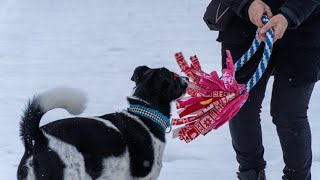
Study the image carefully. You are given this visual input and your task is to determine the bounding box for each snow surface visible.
[0,0,319,179]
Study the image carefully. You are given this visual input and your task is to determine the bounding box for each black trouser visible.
[222,43,315,180]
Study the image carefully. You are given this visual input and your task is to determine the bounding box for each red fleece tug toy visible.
[171,51,249,143]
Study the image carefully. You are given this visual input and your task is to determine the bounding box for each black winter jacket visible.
[218,0,320,46]
[216,0,320,84]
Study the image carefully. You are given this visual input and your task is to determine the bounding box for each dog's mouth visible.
[181,77,189,88]
[172,72,189,98]
[180,77,189,93]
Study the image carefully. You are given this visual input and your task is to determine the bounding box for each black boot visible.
[237,169,266,180]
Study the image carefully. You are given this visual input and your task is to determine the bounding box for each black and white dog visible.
[17,66,188,180]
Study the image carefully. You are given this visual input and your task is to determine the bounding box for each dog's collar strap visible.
[127,104,171,131]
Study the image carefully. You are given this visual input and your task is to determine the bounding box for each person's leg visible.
[222,43,276,179]
[271,49,315,180]
[229,75,269,171]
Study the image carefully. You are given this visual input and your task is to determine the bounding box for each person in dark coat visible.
[216,0,320,179]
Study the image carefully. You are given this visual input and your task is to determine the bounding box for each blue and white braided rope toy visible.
[234,15,275,92]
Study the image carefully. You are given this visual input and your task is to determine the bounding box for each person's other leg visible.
[271,46,316,180]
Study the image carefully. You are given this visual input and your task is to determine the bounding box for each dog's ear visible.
[131,66,150,84]
[158,67,173,83]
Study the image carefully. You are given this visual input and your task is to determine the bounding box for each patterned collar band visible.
[127,104,171,132]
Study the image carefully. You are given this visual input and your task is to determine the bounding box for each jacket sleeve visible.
[278,0,320,28]
[223,0,254,19]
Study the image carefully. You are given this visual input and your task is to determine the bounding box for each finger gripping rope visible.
[172,16,274,143]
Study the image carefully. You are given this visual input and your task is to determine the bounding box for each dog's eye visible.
[18,166,28,178]
[22,166,28,174]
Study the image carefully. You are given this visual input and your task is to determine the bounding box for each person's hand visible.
[258,14,289,42]
[248,0,273,27]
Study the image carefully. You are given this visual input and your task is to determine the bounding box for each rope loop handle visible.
[234,15,274,92]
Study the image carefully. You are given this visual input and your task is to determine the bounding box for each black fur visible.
[19,98,45,152]
[42,118,127,179]
[18,66,187,180]
[131,66,150,84]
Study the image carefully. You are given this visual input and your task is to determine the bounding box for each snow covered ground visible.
[0,0,319,179]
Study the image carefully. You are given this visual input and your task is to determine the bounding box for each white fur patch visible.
[127,96,150,105]
[42,130,130,180]
[25,156,35,180]
[43,132,92,180]
[37,87,87,115]
[97,150,130,180]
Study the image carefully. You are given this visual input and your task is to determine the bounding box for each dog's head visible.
[131,66,188,104]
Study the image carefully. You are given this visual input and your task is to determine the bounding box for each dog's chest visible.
[98,135,165,180]
[100,112,166,179]
[97,126,165,180]
[143,136,165,180]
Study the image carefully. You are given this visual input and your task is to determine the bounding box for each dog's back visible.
[18,88,131,180]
